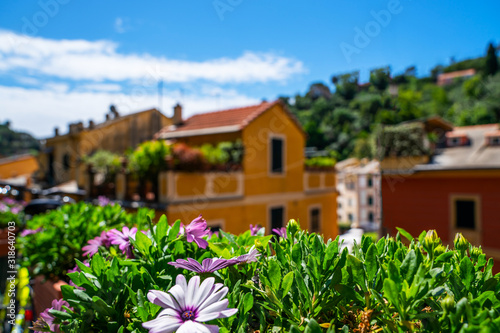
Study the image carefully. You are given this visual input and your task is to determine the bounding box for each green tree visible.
[485,42,498,76]
[332,71,359,100]
[369,66,391,91]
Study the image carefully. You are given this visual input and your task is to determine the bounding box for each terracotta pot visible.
[31,276,67,317]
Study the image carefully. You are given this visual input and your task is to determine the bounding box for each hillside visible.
[0,121,40,158]
[281,43,500,160]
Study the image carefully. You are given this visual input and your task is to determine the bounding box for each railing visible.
[303,171,336,193]
[158,171,244,204]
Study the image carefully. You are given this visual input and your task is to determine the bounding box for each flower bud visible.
[454,233,469,252]
[470,247,483,261]
[434,244,446,257]
[441,295,455,313]
[287,219,300,235]
[423,230,440,254]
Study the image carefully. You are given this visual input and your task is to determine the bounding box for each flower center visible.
[181,310,195,321]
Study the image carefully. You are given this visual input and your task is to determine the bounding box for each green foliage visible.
[52,216,500,332]
[376,123,429,159]
[332,71,359,100]
[18,202,154,279]
[485,43,498,77]
[0,197,25,228]
[305,156,336,169]
[0,122,40,158]
[127,141,171,180]
[199,140,244,169]
[370,66,391,91]
[83,150,122,181]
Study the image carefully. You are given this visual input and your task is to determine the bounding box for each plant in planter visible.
[305,156,336,171]
[83,150,123,197]
[172,143,205,172]
[127,140,172,200]
[37,214,500,332]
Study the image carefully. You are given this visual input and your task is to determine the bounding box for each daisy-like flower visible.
[82,231,112,257]
[169,257,238,273]
[20,227,42,237]
[249,224,263,236]
[35,299,72,333]
[97,195,111,207]
[181,215,210,249]
[143,275,237,333]
[272,227,287,239]
[107,226,138,258]
[235,246,261,264]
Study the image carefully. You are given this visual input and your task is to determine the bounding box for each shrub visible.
[0,197,25,228]
[305,156,336,170]
[36,217,500,332]
[83,150,122,183]
[375,122,430,159]
[18,202,154,279]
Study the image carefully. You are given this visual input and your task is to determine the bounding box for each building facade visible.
[380,121,500,261]
[336,158,381,231]
[142,100,338,239]
[38,107,173,188]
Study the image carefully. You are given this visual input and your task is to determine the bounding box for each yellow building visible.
[0,154,39,185]
[151,100,338,239]
[39,106,175,188]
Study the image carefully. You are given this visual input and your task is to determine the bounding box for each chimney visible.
[110,105,119,118]
[88,120,95,129]
[105,114,110,121]
[54,127,59,136]
[173,103,183,126]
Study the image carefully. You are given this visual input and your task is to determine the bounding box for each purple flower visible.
[0,203,7,212]
[250,224,263,236]
[37,298,71,333]
[207,229,219,239]
[169,257,238,273]
[97,195,111,207]
[10,206,21,214]
[235,246,261,264]
[107,226,138,258]
[143,275,237,333]
[181,215,210,249]
[82,237,102,257]
[272,227,287,239]
[100,230,112,247]
[20,227,42,237]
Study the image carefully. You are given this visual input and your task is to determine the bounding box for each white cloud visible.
[75,83,122,92]
[0,30,305,84]
[114,17,126,34]
[0,85,260,138]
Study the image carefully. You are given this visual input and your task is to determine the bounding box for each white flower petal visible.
[196,299,230,322]
[176,320,218,333]
[198,286,229,311]
[147,290,179,310]
[157,308,180,318]
[142,316,182,333]
[185,275,200,308]
[168,285,186,309]
[218,308,238,318]
[176,274,188,292]
[192,277,215,308]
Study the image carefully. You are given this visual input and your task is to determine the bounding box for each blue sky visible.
[0,0,499,138]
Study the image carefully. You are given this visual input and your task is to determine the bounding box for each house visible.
[380,121,500,261]
[336,158,381,231]
[0,154,39,185]
[38,106,174,188]
[437,69,476,86]
[142,100,338,238]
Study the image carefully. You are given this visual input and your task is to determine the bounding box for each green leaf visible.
[282,271,294,296]
[383,278,400,308]
[365,244,378,281]
[242,293,253,314]
[168,220,181,241]
[268,260,282,290]
[290,325,301,333]
[348,255,366,291]
[305,319,322,333]
[396,227,414,242]
[48,309,73,320]
[92,296,117,316]
[460,256,475,288]
[134,230,153,255]
[155,215,168,244]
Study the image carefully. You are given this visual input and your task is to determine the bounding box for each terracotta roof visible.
[156,100,290,139]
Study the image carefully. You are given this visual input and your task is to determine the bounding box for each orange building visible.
[139,100,339,238]
[39,107,174,188]
[0,154,39,186]
[381,122,500,260]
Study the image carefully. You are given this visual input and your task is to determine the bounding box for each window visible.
[368,196,374,206]
[490,137,500,146]
[348,213,353,223]
[63,154,71,170]
[368,212,374,223]
[455,200,476,229]
[310,208,320,233]
[270,138,284,174]
[367,176,373,188]
[270,207,284,232]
